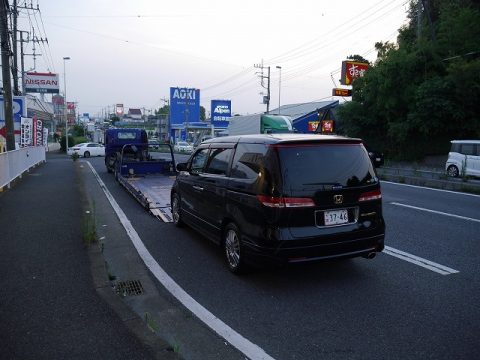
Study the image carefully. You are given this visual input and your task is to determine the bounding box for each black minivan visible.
[171,134,385,273]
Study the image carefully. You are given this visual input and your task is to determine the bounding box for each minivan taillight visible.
[256,195,315,208]
[359,189,382,202]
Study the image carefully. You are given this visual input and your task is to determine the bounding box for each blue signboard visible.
[0,96,27,143]
[0,96,26,123]
[211,100,231,128]
[169,87,200,126]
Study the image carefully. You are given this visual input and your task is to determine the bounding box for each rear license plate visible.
[324,209,349,226]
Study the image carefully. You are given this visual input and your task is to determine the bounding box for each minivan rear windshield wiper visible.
[302,182,342,186]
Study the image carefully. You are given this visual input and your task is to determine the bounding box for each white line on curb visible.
[391,202,480,223]
[384,246,459,275]
[86,162,275,360]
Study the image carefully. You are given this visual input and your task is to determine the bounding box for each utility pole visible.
[254,60,271,113]
[1,0,15,151]
[13,1,42,92]
[24,27,45,71]
[18,30,27,94]
[11,0,20,95]
[420,0,436,41]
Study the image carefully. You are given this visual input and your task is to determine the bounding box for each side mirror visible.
[176,162,188,172]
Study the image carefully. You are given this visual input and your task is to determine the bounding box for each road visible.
[86,156,480,360]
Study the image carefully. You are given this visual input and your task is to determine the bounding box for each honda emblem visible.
[334,195,343,204]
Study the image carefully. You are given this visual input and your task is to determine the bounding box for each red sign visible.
[332,88,352,97]
[340,61,369,85]
[321,120,334,133]
[52,95,64,105]
[67,102,75,110]
[0,126,21,138]
[308,121,320,132]
[33,116,44,146]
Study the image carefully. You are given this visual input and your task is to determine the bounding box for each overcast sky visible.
[18,0,409,118]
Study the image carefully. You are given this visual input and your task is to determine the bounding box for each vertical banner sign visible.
[33,116,44,146]
[340,61,369,85]
[44,128,49,149]
[211,100,231,128]
[169,87,200,126]
[21,117,33,146]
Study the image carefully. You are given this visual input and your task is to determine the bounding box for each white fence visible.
[0,146,46,190]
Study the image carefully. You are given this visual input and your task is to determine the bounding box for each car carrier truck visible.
[104,128,177,222]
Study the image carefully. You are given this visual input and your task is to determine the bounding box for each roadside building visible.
[269,100,339,133]
[126,108,143,122]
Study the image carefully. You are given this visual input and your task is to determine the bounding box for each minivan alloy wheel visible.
[172,193,183,227]
[224,223,244,273]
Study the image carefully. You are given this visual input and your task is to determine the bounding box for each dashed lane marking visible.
[384,246,459,275]
[391,202,480,223]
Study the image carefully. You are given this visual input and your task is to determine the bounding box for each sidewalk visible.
[0,151,174,359]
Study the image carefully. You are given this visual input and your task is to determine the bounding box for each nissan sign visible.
[24,72,60,94]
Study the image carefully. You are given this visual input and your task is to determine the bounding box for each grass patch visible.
[144,312,159,333]
[83,204,97,245]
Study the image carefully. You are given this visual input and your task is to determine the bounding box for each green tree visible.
[337,0,480,160]
[110,115,120,126]
[156,105,170,117]
[72,124,85,137]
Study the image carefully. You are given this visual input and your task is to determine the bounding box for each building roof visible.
[128,108,142,115]
[26,95,54,120]
[269,100,339,118]
[224,101,339,124]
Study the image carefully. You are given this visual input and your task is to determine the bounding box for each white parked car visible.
[174,141,193,153]
[67,142,105,157]
[445,140,480,177]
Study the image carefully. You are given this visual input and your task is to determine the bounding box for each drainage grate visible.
[114,280,144,296]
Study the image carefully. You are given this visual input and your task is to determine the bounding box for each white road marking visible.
[384,246,459,275]
[382,181,480,198]
[86,162,275,360]
[390,202,480,223]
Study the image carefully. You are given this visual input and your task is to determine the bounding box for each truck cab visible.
[104,128,148,172]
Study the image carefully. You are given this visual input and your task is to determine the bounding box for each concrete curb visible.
[77,160,183,360]
[88,245,181,360]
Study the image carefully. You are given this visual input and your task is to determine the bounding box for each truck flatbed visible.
[119,174,175,222]
[112,140,177,223]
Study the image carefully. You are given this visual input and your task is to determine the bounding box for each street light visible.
[63,57,70,152]
[276,66,282,115]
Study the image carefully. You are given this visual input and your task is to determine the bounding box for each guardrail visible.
[0,146,46,191]
[377,166,480,194]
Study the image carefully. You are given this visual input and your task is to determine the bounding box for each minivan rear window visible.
[276,143,377,189]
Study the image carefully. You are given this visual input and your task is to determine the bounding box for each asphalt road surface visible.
[87,156,480,360]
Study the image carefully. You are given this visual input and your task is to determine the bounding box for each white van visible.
[445,140,480,177]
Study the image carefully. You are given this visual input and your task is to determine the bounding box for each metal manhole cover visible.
[114,280,144,296]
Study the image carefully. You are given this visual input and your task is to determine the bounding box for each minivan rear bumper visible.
[242,233,385,266]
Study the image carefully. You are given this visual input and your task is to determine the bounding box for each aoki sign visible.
[169,87,200,126]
